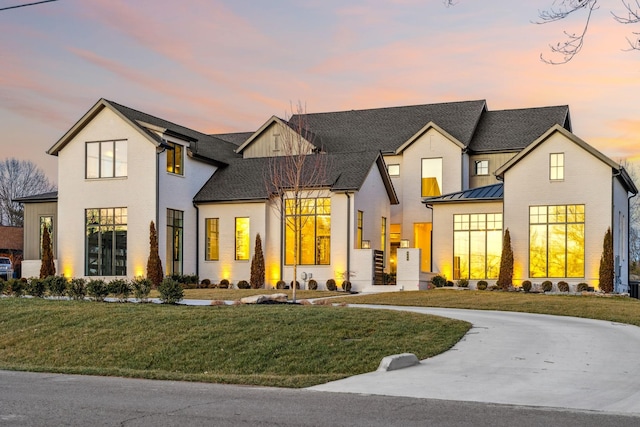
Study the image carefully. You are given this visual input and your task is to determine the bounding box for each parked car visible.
[0,257,13,279]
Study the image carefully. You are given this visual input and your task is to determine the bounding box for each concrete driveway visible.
[309,305,640,415]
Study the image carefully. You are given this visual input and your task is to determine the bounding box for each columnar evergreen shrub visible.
[68,278,87,300]
[132,277,152,302]
[541,280,553,292]
[87,279,108,302]
[158,277,184,304]
[250,233,265,289]
[27,277,46,298]
[599,227,614,293]
[342,281,352,292]
[39,225,55,278]
[476,280,488,290]
[237,280,251,289]
[497,228,514,290]
[522,280,532,293]
[557,281,570,292]
[146,221,163,288]
[108,278,131,302]
[308,279,318,290]
[431,275,447,288]
[46,275,67,297]
[326,279,337,291]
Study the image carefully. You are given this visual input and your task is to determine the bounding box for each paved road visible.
[310,305,640,415]
[1,370,638,426]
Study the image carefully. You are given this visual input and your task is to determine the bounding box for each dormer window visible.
[550,153,564,181]
[167,142,184,175]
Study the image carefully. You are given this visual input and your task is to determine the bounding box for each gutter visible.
[346,192,351,282]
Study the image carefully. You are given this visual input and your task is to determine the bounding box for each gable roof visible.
[287,100,487,154]
[495,124,638,195]
[469,105,571,153]
[47,99,239,165]
[395,121,466,154]
[423,183,504,206]
[194,150,398,204]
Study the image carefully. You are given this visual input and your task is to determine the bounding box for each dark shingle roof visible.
[423,183,504,205]
[13,191,58,203]
[106,100,241,164]
[288,100,487,153]
[469,106,570,153]
[194,151,390,203]
[211,132,254,147]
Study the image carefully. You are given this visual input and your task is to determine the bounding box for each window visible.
[273,133,281,152]
[205,218,219,261]
[357,211,363,249]
[413,222,432,271]
[85,208,127,276]
[167,209,183,274]
[388,164,400,177]
[86,140,127,179]
[421,158,442,197]
[550,153,564,181]
[530,205,584,278]
[39,216,53,258]
[285,197,331,265]
[381,217,387,266]
[475,160,489,176]
[235,217,250,260]
[167,142,184,175]
[453,214,502,280]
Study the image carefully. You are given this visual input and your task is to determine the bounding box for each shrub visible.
[577,282,589,292]
[9,278,24,297]
[308,279,318,290]
[158,277,184,304]
[108,278,131,302]
[557,281,570,292]
[599,228,614,293]
[68,278,87,301]
[237,280,251,289]
[326,279,337,291]
[522,280,532,293]
[431,275,447,288]
[250,233,265,289]
[541,280,553,292]
[45,275,68,297]
[290,280,300,290]
[201,278,211,287]
[27,277,46,298]
[476,280,488,290]
[497,228,514,290]
[456,278,469,288]
[0,278,5,295]
[146,221,164,288]
[489,284,500,291]
[40,225,55,278]
[342,281,352,292]
[219,279,230,289]
[132,277,152,302]
[276,280,286,289]
[87,279,109,302]
[446,280,454,287]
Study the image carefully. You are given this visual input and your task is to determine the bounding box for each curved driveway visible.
[309,305,640,415]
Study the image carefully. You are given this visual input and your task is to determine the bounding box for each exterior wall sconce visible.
[361,240,371,249]
[400,239,410,248]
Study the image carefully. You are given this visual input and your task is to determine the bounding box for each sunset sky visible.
[1,0,639,184]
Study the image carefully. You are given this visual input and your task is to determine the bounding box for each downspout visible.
[346,192,351,281]
[280,194,284,282]
[194,202,199,280]
[613,169,621,292]
[425,203,434,272]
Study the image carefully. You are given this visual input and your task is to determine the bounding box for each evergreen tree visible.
[250,233,265,289]
[497,228,513,291]
[39,224,55,278]
[146,221,163,288]
[599,227,614,293]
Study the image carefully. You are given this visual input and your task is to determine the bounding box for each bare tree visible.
[0,158,56,227]
[445,1,640,63]
[264,102,329,302]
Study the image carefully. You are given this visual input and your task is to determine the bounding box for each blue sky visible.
[1,0,638,183]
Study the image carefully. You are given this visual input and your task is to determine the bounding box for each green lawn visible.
[0,298,469,388]
[340,289,640,326]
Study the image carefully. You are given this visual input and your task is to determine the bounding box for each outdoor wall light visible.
[361,240,371,249]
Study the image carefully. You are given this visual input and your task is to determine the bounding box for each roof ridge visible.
[291,99,487,117]
[486,105,569,113]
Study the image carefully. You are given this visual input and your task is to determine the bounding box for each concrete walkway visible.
[309,305,640,415]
